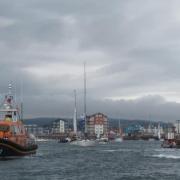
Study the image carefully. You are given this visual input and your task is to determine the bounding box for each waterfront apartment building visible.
[52,119,68,134]
[86,113,108,137]
[24,124,44,136]
[144,125,164,136]
[175,120,180,134]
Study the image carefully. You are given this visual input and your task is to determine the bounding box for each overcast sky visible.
[1,0,180,121]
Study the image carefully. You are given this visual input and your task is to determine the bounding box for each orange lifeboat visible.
[0,85,38,157]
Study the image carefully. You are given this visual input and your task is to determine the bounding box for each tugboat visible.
[0,84,38,157]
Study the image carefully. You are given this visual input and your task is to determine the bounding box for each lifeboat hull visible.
[0,139,38,157]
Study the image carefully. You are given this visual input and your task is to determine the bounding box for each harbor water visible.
[1,140,180,180]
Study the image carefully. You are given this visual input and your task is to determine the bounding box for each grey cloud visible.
[23,94,180,122]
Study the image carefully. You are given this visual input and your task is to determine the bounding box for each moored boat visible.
[69,63,96,147]
[161,139,176,148]
[0,84,38,157]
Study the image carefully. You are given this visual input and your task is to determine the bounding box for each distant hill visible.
[24,118,57,127]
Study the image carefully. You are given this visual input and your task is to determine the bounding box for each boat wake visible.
[154,148,176,152]
[102,149,117,152]
[152,154,180,159]
[36,138,50,142]
[101,149,139,153]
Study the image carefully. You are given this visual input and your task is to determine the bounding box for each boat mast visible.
[158,123,161,140]
[20,79,24,121]
[84,62,87,133]
[73,89,77,134]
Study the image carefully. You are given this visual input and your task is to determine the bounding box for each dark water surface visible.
[1,140,180,180]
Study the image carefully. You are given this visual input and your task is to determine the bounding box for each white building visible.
[95,124,104,138]
[174,120,180,134]
[52,120,67,134]
[24,124,44,135]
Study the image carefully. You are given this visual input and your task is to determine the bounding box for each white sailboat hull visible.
[114,138,123,142]
[70,140,96,147]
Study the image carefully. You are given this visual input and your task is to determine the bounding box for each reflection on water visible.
[0,141,180,180]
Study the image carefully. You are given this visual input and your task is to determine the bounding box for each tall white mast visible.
[73,89,77,134]
[84,62,87,133]
[158,123,161,140]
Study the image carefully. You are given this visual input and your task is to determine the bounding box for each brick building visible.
[86,113,108,137]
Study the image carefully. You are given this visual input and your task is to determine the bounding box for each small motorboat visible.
[96,137,109,144]
[161,139,176,148]
[58,137,71,143]
[0,84,38,157]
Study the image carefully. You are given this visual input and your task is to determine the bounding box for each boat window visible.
[0,125,9,132]
[10,126,16,134]
[14,126,20,134]
[10,126,20,134]
[4,114,12,121]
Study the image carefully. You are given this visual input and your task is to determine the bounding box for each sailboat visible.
[114,119,123,142]
[70,90,95,146]
[70,63,96,147]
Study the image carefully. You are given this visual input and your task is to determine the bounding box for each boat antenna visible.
[8,83,12,95]
[84,62,87,133]
[8,83,13,105]
[15,80,17,103]
[20,78,24,121]
[73,89,77,134]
